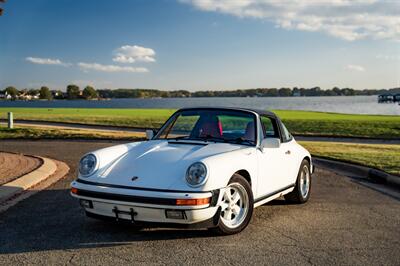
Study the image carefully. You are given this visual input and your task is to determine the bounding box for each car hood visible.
[87,140,247,191]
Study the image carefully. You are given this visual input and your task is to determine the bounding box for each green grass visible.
[0,108,175,128]
[299,141,400,176]
[0,126,144,140]
[1,108,400,138]
[275,110,400,139]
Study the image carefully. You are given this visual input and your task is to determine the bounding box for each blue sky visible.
[0,0,399,91]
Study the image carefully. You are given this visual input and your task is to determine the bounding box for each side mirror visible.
[260,138,280,151]
[146,129,155,140]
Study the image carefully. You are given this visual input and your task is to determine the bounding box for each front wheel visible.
[284,159,312,204]
[211,174,254,235]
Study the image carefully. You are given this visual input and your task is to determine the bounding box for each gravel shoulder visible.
[0,140,399,265]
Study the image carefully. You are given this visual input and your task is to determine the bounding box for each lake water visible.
[0,96,399,115]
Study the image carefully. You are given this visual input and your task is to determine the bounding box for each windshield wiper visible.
[227,137,255,145]
[192,135,228,143]
[176,135,255,145]
[169,136,191,141]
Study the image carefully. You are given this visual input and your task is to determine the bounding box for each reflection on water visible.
[0,96,399,115]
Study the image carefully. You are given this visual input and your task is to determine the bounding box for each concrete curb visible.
[368,169,400,187]
[0,156,57,203]
[314,157,400,188]
[0,159,69,213]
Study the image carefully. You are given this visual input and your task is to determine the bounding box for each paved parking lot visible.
[0,140,399,265]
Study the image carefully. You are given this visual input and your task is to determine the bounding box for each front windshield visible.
[155,109,257,145]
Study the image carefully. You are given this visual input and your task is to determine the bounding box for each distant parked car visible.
[71,107,314,235]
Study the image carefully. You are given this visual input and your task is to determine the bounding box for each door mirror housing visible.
[146,129,155,140]
[260,138,281,151]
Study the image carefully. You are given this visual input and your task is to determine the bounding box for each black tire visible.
[284,159,312,204]
[211,173,254,235]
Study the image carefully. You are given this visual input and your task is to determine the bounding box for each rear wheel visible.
[211,174,254,235]
[284,159,311,204]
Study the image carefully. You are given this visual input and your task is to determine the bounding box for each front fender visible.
[201,147,258,195]
[78,142,141,179]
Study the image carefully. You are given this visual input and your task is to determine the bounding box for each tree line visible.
[1,85,98,100]
[2,85,399,100]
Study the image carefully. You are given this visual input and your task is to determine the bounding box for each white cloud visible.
[113,45,156,63]
[345,64,365,72]
[376,54,400,60]
[78,62,149,73]
[181,0,400,41]
[26,57,70,66]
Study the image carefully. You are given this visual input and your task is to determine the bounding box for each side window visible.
[260,116,279,139]
[280,122,292,142]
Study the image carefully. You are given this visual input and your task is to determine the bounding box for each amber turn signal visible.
[176,197,210,206]
[71,187,78,194]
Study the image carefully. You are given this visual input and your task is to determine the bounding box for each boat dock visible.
[378,94,400,103]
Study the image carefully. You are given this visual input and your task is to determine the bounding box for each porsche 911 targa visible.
[71,107,314,235]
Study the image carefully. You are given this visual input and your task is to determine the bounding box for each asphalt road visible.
[0,140,399,265]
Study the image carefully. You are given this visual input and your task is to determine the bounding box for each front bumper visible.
[70,179,221,227]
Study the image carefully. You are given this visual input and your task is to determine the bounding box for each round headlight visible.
[79,154,97,177]
[186,162,208,187]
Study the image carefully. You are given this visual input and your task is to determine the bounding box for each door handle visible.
[285,150,291,155]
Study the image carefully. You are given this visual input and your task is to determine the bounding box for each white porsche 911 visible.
[71,107,314,235]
